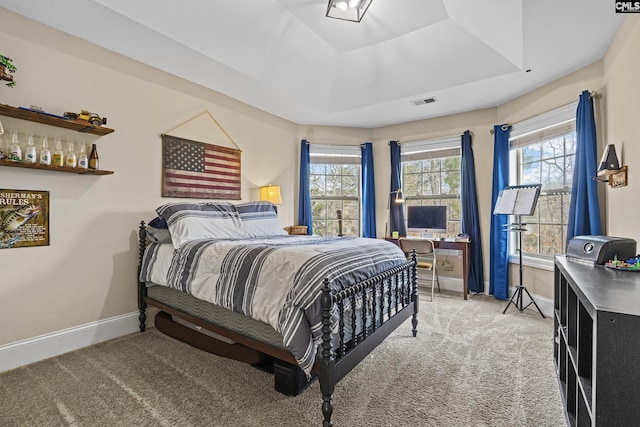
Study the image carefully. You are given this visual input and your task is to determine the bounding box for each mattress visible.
[147,284,286,350]
[140,235,407,375]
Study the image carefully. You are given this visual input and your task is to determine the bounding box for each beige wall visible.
[0,9,298,345]
[1,9,639,347]
[604,16,640,243]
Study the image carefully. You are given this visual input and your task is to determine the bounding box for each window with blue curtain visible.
[400,136,461,238]
[460,130,484,294]
[509,102,578,262]
[567,90,602,242]
[490,125,511,300]
[298,139,312,235]
[361,142,376,238]
[308,144,361,236]
[389,141,406,237]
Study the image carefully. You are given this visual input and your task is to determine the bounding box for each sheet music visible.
[513,188,538,215]
[493,184,541,215]
[494,189,517,214]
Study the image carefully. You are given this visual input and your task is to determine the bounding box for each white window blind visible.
[400,135,461,161]
[510,102,577,148]
[310,144,361,164]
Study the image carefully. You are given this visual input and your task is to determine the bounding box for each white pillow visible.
[236,201,288,238]
[156,202,245,248]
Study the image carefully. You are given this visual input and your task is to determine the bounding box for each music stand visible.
[493,184,545,318]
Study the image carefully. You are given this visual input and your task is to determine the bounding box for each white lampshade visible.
[260,185,282,205]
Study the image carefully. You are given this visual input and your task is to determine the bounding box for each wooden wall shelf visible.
[1,103,114,175]
[0,103,114,136]
[0,159,113,175]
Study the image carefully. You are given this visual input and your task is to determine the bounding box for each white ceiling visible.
[0,0,624,128]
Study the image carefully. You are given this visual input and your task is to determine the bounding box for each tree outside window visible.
[310,162,360,236]
[402,151,461,238]
[514,131,575,257]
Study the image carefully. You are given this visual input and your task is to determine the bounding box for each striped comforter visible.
[139,235,407,375]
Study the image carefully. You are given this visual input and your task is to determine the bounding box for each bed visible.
[136,201,418,426]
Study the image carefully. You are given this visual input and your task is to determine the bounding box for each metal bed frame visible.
[137,222,419,426]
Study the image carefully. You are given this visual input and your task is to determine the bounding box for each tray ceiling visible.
[0,0,624,127]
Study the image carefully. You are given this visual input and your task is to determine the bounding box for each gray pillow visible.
[146,226,172,244]
[235,201,287,238]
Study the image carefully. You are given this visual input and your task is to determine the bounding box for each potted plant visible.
[0,55,17,87]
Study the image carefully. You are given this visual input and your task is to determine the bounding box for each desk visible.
[385,237,471,300]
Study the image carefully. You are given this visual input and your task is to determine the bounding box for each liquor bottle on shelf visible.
[65,140,77,168]
[88,143,99,170]
[52,137,64,166]
[9,130,22,161]
[77,142,88,169]
[24,133,37,163]
[40,136,51,165]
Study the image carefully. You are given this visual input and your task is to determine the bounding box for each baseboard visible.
[421,277,555,318]
[1,285,554,374]
[0,310,153,373]
[425,276,463,294]
[504,286,554,318]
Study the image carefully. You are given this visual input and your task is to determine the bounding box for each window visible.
[401,136,461,238]
[309,145,361,236]
[510,103,577,259]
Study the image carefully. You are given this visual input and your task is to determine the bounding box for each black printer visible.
[566,235,637,265]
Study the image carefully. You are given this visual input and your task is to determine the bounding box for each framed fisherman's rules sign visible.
[0,189,49,249]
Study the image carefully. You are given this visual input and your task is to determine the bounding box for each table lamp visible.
[260,184,282,205]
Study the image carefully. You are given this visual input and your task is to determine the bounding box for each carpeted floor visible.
[0,292,566,427]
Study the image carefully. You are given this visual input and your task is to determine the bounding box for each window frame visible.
[508,103,577,271]
[400,136,462,238]
[308,144,362,237]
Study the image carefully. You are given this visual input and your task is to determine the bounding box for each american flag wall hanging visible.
[161,134,241,200]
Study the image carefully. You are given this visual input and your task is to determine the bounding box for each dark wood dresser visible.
[554,255,640,426]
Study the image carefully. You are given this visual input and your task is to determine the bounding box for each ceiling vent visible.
[411,97,437,106]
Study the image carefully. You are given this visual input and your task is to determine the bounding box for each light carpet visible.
[0,292,566,426]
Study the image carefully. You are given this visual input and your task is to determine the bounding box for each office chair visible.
[399,238,440,301]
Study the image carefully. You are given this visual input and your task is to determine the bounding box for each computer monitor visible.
[407,205,447,236]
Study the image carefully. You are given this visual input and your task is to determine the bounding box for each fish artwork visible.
[0,203,41,248]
